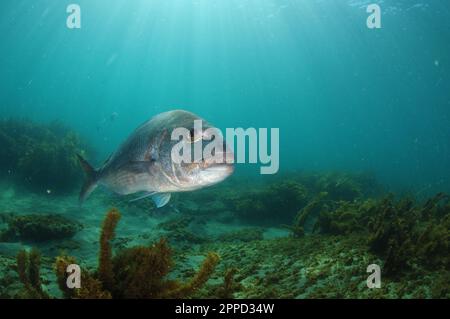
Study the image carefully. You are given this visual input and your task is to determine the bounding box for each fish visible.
[77,110,234,208]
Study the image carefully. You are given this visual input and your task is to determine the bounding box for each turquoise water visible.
[0,0,450,300]
[1,0,450,194]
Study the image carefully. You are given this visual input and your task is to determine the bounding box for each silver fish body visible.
[78,110,234,207]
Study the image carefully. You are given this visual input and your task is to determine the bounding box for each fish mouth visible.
[201,150,235,177]
[201,163,234,185]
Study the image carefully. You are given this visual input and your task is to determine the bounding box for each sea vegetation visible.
[367,193,449,277]
[0,214,82,242]
[0,118,89,193]
[104,171,381,227]
[224,180,309,224]
[299,171,383,201]
[212,268,240,299]
[15,249,49,298]
[190,172,382,225]
[197,229,449,299]
[293,192,450,280]
[0,170,448,299]
[55,208,220,299]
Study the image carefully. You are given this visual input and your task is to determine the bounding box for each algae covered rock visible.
[314,199,377,235]
[0,214,83,242]
[0,119,90,193]
[365,195,448,277]
[290,191,449,280]
[360,194,448,278]
[309,172,382,201]
[111,239,175,298]
[227,180,308,225]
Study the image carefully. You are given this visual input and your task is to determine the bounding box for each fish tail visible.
[77,154,99,205]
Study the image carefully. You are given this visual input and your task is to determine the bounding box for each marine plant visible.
[0,118,89,193]
[55,208,220,299]
[98,208,121,291]
[365,194,449,277]
[291,190,449,279]
[215,268,239,299]
[292,192,329,234]
[291,191,372,235]
[0,214,83,242]
[315,173,363,201]
[140,172,381,228]
[226,180,308,225]
[415,215,450,269]
[314,199,376,235]
[15,249,49,299]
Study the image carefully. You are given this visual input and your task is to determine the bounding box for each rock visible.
[0,214,83,242]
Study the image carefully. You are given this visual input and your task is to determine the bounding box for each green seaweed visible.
[0,118,89,193]
[15,249,49,299]
[226,180,308,225]
[55,208,220,299]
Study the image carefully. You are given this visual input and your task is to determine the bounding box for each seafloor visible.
[0,171,448,299]
[0,120,448,299]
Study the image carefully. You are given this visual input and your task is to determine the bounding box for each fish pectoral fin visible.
[129,191,170,208]
[129,192,157,202]
[151,193,171,208]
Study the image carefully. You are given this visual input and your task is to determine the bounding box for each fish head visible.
[156,110,234,191]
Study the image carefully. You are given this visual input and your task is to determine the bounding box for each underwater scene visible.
[0,0,449,300]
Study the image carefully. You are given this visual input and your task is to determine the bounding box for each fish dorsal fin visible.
[129,192,157,202]
[151,193,171,208]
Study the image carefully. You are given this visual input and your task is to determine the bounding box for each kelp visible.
[0,118,89,193]
[367,194,449,277]
[55,208,220,299]
[293,192,449,279]
[15,249,49,299]
[225,180,308,224]
[0,214,82,242]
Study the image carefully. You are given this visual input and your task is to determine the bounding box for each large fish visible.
[78,110,234,208]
